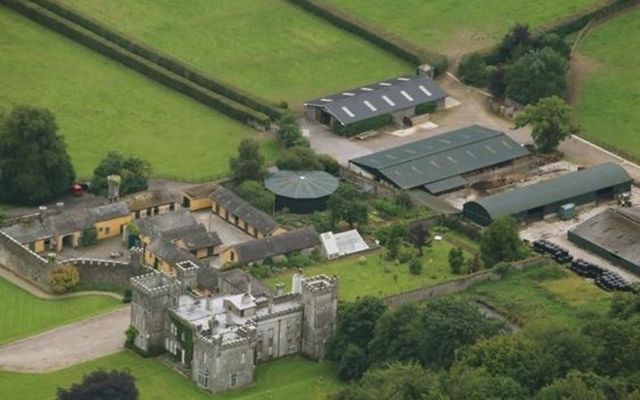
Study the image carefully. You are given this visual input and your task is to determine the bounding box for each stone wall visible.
[63,255,145,290]
[0,231,51,290]
[384,256,545,307]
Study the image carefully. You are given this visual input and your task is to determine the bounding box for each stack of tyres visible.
[596,271,631,292]
[532,240,573,264]
[570,259,603,279]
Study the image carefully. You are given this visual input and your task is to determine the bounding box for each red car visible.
[70,183,83,197]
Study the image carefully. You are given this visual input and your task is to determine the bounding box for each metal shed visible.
[265,170,339,214]
[463,163,632,226]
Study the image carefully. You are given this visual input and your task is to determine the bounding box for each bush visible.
[49,264,80,294]
[317,153,341,175]
[358,256,367,265]
[332,115,392,137]
[458,53,489,87]
[373,198,403,218]
[398,246,418,264]
[234,180,274,213]
[286,253,313,268]
[277,146,323,171]
[125,325,138,345]
[409,258,423,275]
[415,101,438,116]
[449,247,465,275]
[79,227,98,247]
[493,261,512,277]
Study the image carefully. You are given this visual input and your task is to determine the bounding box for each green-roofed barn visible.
[349,125,530,193]
[463,163,632,226]
[265,170,339,214]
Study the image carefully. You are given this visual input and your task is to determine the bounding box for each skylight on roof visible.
[485,145,496,154]
[343,92,356,96]
[382,95,395,106]
[447,156,458,164]
[379,82,392,86]
[341,106,355,118]
[321,98,333,102]
[502,140,513,148]
[360,87,374,91]
[466,150,478,159]
[401,91,414,102]
[364,101,377,112]
[419,85,432,96]
[397,77,410,81]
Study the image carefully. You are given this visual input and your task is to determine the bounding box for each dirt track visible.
[0,306,129,373]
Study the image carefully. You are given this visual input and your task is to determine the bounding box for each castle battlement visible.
[301,274,338,295]
[175,260,199,272]
[131,271,182,296]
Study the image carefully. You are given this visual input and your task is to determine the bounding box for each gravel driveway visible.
[0,306,129,372]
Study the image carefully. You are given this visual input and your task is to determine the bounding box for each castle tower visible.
[130,272,182,353]
[300,275,338,360]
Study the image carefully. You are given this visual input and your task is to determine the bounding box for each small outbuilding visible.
[265,170,339,214]
[463,163,632,226]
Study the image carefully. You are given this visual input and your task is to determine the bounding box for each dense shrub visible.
[333,115,393,137]
[79,227,98,247]
[234,180,274,213]
[415,101,438,116]
[49,265,80,294]
[458,54,489,87]
[409,258,423,275]
[91,152,150,197]
[277,146,323,171]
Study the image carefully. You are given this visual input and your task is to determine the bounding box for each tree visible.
[333,362,446,400]
[533,33,571,59]
[535,371,620,400]
[583,315,640,377]
[409,258,423,275]
[417,298,504,369]
[316,153,341,175]
[446,367,527,400]
[376,224,406,260]
[79,227,98,247]
[277,114,308,148]
[338,344,368,381]
[234,180,274,213]
[449,247,465,274]
[57,369,138,400]
[406,222,430,256]
[514,96,579,153]
[229,138,266,183]
[369,302,422,364]
[497,24,532,63]
[327,184,368,227]
[49,264,80,294]
[91,152,150,197]
[527,324,595,379]
[480,216,524,267]
[458,335,554,391]
[609,292,640,320]
[489,66,508,99]
[458,54,489,87]
[276,146,323,171]
[468,254,483,274]
[505,47,569,105]
[0,106,75,205]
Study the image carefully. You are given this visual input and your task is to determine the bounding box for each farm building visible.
[305,75,447,133]
[221,227,319,266]
[320,229,369,260]
[1,202,132,253]
[126,188,176,219]
[463,163,632,226]
[181,182,218,211]
[265,170,339,214]
[210,187,285,238]
[350,125,530,193]
[568,207,640,275]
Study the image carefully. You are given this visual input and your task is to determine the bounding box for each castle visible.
[130,262,338,394]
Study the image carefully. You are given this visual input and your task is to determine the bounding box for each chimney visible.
[225,310,233,326]
[38,205,47,222]
[206,296,213,311]
[245,274,252,295]
[275,282,284,296]
[55,202,64,215]
[268,297,274,314]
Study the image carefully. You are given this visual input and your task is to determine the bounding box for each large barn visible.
[463,163,632,226]
[349,125,530,193]
[304,74,447,132]
[568,207,640,275]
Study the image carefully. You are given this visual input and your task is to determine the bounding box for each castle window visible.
[105,227,110,235]
[230,373,237,388]
[241,352,246,364]
[198,369,209,389]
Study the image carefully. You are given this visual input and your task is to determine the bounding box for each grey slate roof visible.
[231,227,319,264]
[148,237,199,265]
[158,224,222,250]
[126,188,175,211]
[210,187,279,235]
[465,163,632,220]
[265,170,339,199]
[570,207,640,269]
[1,201,130,243]
[305,75,447,125]
[351,125,529,190]
[218,269,274,297]
[135,210,198,238]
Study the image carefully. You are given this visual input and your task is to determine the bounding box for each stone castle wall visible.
[0,231,51,290]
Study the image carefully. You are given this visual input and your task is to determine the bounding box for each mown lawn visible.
[322,0,609,55]
[0,278,122,345]
[58,0,411,104]
[574,7,640,161]
[468,263,612,330]
[266,240,469,302]
[0,352,341,400]
[0,6,277,181]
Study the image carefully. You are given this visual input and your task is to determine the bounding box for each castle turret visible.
[300,275,338,360]
[130,271,182,353]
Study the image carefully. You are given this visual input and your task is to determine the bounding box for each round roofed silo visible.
[265,170,339,214]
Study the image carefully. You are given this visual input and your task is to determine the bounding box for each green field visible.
[0,278,122,345]
[574,8,640,161]
[0,352,341,400]
[58,0,411,104]
[468,264,611,330]
[322,0,608,55]
[0,6,277,181]
[266,240,467,302]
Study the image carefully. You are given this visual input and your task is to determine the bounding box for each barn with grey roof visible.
[463,163,632,226]
[350,125,529,193]
[305,75,446,131]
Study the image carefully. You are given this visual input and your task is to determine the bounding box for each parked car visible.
[70,183,83,197]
